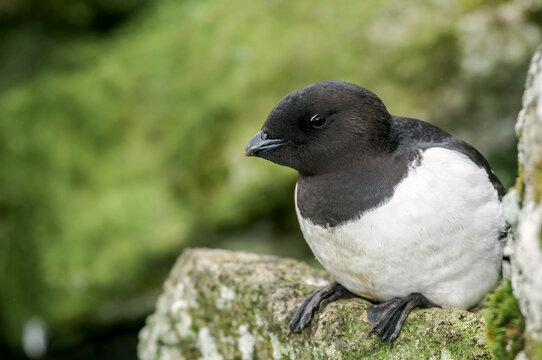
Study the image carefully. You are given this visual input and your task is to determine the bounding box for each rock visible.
[512,44,542,358]
[138,248,491,360]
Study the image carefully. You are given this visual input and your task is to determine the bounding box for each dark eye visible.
[309,114,326,128]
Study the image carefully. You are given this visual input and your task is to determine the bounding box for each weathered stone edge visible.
[138,248,492,360]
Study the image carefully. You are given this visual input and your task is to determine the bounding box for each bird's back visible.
[390,116,506,198]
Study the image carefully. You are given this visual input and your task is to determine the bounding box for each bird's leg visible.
[289,281,356,332]
[366,293,440,344]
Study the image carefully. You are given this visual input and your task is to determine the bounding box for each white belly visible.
[295,147,505,309]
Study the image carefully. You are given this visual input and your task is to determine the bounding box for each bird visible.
[244,80,508,344]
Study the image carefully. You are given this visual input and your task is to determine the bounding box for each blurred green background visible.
[0,0,540,358]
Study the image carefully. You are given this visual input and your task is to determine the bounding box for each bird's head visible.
[245,80,393,175]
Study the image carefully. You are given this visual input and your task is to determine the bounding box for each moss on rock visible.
[139,248,493,360]
[515,162,525,202]
[483,280,525,359]
[512,43,542,359]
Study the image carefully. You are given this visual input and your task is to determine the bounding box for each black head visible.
[245,80,393,175]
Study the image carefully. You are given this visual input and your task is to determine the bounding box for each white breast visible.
[295,147,505,309]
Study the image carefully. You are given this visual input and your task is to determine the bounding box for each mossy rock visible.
[138,248,492,360]
[512,43,542,360]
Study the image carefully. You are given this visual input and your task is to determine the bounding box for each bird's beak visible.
[245,130,286,157]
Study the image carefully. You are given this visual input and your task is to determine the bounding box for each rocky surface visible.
[138,248,491,360]
[512,44,542,358]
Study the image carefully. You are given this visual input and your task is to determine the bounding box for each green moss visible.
[529,158,542,248]
[534,340,542,359]
[514,162,525,202]
[517,337,542,360]
[483,279,525,359]
[533,158,542,204]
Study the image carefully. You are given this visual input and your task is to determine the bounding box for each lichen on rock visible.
[511,43,542,360]
[138,248,492,360]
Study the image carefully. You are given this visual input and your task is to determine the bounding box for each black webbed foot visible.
[366,293,440,344]
[289,281,356,332]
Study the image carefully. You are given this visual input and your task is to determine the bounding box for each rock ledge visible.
[138,248,491,360]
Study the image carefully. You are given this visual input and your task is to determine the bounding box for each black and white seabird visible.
[244,80,508,343]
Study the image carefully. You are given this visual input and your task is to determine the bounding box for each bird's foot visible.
[366,293,440,344]
[289,281,356,332]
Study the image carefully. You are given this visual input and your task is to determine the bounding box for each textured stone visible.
[138,248,491,360]
[512,44,542,359]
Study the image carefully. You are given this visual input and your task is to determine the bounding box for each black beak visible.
[245,130,286,157]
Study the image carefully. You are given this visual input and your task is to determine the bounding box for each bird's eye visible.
[309,114,326,128]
